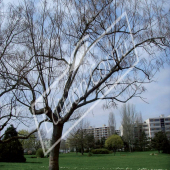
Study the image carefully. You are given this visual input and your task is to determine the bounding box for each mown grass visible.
[0,151,170,170]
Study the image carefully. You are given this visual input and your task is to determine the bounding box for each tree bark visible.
[49,123,64,170]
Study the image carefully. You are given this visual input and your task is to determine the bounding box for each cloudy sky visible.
[88,64,170,129]
[63,64,170,132]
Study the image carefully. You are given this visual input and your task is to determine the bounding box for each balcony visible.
[165,118,170,122]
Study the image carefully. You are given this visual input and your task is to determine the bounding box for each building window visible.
[143,125,148,127]
[153,123,160,126]
[165,118,170,121]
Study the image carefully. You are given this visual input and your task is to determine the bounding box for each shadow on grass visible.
[25,162,42,164]
[0,162,42,164]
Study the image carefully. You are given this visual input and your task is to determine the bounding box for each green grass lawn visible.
[0,151,170,170]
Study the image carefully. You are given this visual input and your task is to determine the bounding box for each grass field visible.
[0,151,170,170]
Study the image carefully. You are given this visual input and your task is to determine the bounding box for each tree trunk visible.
[129,140,131,152]
[81,144,84,155]
[49,123,64,170]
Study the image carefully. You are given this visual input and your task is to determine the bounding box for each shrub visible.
[32,150,36,155]
[91,148,109,154]
[36,148,44,158]
[84,149,89,153]
[88,152,93,156]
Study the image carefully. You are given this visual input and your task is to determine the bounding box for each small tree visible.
[105,134,123,155]
[0,125,26,162]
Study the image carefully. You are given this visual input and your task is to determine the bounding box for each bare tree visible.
[0,0,169,169]
[135,112,143,140]
[32,128,47,151]
[136,112,143,124]
[121,103,137,152]
[108,112,116,136]
[60,139,69,153]
[67,119,89,155]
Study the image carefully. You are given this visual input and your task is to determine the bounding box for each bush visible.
[32,150,36,155]
[84,149,90,153]
[88,152,93,156]
[91,148,109,154]
[36,148,44,158]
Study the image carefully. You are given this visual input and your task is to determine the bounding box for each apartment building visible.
[120,115,170,139]
[85,124,109,141]
[85,124,120,141]
[143,115,170,139]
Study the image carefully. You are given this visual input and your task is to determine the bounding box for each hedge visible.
[91,148,109,154]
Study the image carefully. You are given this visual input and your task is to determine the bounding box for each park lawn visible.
[0,151,170,170]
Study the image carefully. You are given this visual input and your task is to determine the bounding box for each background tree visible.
[134,131,149,151]
[0,125,26,162]
[18,129,35,152]
[32,129,47,151]
[95,139,101,149]
[60,140,69,153]
[121,103,137,152]
[105,134,123,155]
[18,128,47,152]
[108,112,116,136]
[67,120,89,155]
[95,137,106,149]
[86,134,95,151]
[0,0,169,169]
[100,137,106,148]
[151,131,170,153]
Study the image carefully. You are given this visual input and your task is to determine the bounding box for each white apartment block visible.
[85,124,120,141]
[143,115,170,139]
[119,115,170,139]
[85,124,109,141]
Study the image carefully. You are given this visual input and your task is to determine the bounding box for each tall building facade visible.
[120,115,170,139]
[85,124,110,141]
[143,115,170,139]
[85,124,120,141]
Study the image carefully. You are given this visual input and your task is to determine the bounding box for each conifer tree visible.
[0,125,26,162]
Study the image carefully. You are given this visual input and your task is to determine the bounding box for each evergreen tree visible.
[151,131,170,154]
[0,125,26,162]
[86,134,95,150]
[134,131,150,151]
